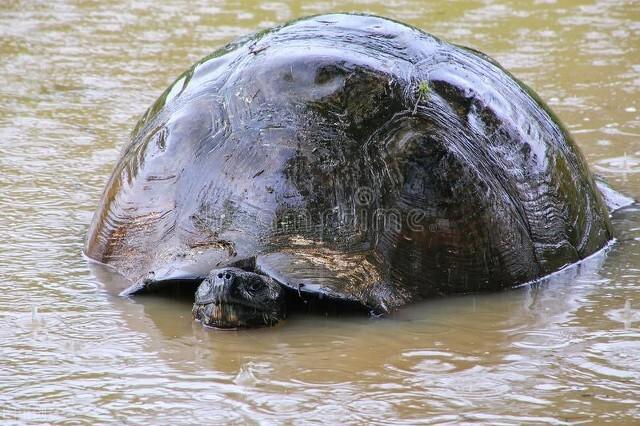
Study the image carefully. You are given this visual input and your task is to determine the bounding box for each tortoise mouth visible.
[192,300,283,329]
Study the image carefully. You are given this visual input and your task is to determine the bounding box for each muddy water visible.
[1,0,639,423]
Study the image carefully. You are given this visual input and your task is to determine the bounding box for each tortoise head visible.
[192,268,286,329]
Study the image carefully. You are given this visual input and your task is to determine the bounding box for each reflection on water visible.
[1,0,638,423]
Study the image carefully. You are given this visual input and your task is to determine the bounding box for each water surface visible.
[1,0,639,423]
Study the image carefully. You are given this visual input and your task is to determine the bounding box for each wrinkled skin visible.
[193,268,285,329]
[85,14,615,329]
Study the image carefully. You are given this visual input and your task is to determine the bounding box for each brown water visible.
[1,0,639,424]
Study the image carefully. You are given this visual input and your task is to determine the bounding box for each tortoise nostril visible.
[217,273,223,279]
[225,273,232,280]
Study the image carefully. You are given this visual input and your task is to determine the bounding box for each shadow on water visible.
[79,234,640,423]
[88,241,610,366]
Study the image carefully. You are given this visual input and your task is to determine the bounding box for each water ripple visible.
[1,0,639,423]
